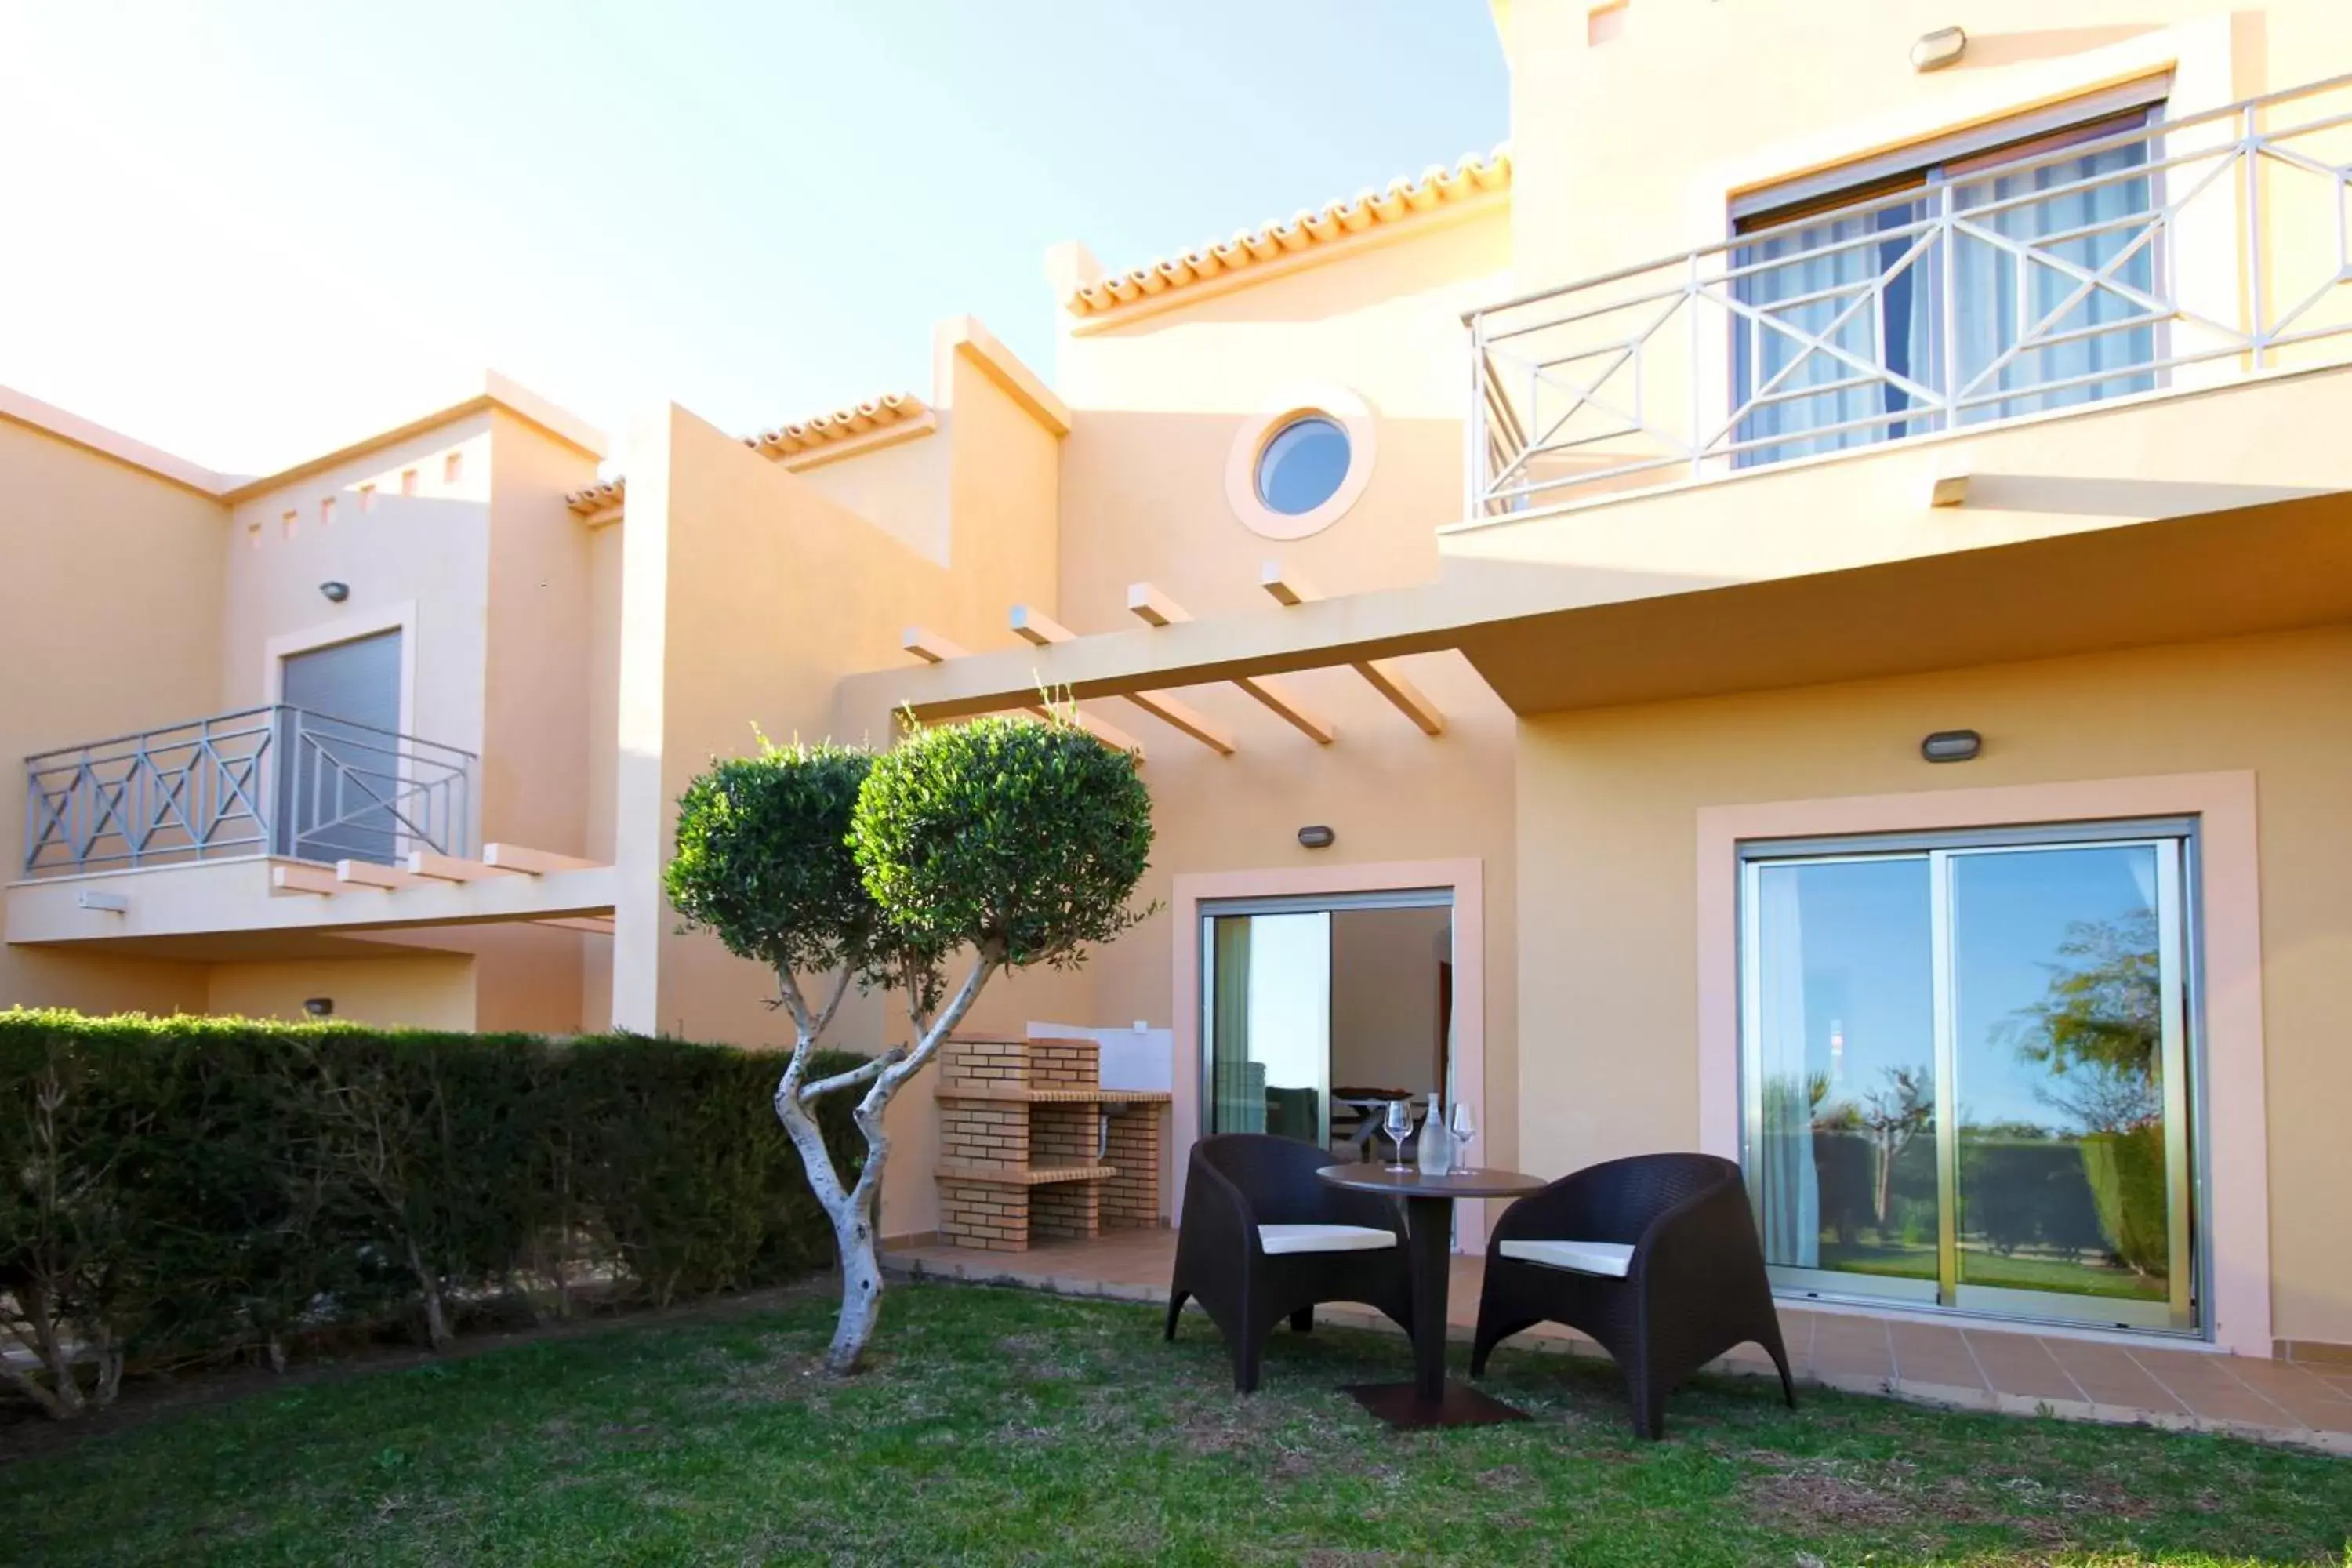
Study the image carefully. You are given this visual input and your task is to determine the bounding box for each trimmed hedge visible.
[0,1008,862,1417]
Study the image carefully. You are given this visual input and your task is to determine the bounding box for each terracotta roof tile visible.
[744,393,926,459]
[1064,146,1511,318]
[563,392,931,516]
[564,477,625,517]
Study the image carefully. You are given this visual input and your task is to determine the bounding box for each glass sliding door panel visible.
[1203,913,1331,1145]
[1746,857,1940,1300]
[1947,844,2186,1327]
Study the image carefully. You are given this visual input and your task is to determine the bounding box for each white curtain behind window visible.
[1952,142,2156,423]
[1735,201,1934,466]
[1754,869,1821,1269]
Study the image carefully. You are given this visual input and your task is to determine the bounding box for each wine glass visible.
[1381,1099,1414,1173]
[1449,1102,1479,1174]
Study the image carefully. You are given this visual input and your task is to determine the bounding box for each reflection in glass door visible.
[1741,826,2197,1334]
[1949,844,2190,1327]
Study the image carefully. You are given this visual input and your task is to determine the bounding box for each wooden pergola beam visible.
[1128,582,1331,744]
[484,844,604,876]
[1260,561,1443,735]
[1120,689,1237,755]
[1259,561,1319,607]
[1349,659,1445,736]
[903,626,970,664]
[1126,582,1192,627]
[1011,604,1235,754]
[534,916,616,935]
[1022,702,1146,760]
[336,858,426,891]
[1233,674,1336,744]
[405,851,522,883]
[909,615,1145,758]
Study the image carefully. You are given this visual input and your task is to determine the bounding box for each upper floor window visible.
[1731,88,2164,469]
[1256,416,1352,516]
[1225,387,1377,540]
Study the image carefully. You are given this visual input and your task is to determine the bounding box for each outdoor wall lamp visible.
[1921,730,1983,764]
[1911,26,1967,72]
[303,997,335,1018]
[1297,825,1336,849]
[318,580,350,603]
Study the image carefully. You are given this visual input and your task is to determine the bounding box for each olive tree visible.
[666,718,1152,1371]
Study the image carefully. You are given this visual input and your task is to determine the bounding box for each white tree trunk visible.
[772,953,1000,1376]
[826,1192,885,1372]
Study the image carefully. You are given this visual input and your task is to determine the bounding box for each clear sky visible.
[0,1,1507,477]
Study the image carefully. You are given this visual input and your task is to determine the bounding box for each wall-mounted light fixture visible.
[303,996,336,1018]
[318,580,350,604]
[1911,26,1967,72]
[1920,729,1983,764]
[1297,825,1336,849]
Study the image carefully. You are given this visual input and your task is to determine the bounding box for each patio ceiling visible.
[848,492,2352,735]
[850,365,2352,733]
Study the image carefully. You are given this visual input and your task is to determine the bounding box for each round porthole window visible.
[1224,387,1377,541]
[1254,415,1352,516]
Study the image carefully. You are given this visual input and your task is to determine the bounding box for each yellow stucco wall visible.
[1515,623,2352,1345]
[205,952,477,1031]
[1498,2,2352,295]
[0,411,224,1014]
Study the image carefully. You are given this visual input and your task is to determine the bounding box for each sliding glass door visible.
[1740,826,2197,1333]
[1200,890,1457,1155]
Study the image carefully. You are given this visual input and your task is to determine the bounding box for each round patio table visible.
[1316,1163,1548,1428]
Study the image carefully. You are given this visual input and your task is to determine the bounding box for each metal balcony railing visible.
[1466,73,2352,518]
[22,706,477,877]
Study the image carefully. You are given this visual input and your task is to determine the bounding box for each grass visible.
[4,1281,2348,1567]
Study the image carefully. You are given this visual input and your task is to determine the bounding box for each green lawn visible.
[5,1281,2347,1566]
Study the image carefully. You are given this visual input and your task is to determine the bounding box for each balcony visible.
[1466,73,2352,520]
[23,705,476,879]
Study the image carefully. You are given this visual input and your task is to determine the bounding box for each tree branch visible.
[771,962,815,1041]
[800,1047,906,1103]
[844,948,1002,1219]
[809,965,854,1040]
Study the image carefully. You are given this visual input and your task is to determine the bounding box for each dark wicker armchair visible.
[1166,1134,1414,1392]
[1468,1152,1795,1439]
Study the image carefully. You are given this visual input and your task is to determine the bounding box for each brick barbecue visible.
[934,1035,1171,1252]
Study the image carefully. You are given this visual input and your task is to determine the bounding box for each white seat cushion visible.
[1498,1238,1635,1277]
[1257,1223,1398,1256]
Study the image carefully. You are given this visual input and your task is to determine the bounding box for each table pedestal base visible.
[1341,1378,1530,1429]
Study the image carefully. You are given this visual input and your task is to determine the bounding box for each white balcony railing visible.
[1466,73,2352,519]
[22,706,477,877]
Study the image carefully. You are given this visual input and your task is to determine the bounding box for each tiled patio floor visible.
[884,1229,2352,1454]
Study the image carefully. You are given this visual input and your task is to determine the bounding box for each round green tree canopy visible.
[851,716,1152,972]
[666,739,880,980]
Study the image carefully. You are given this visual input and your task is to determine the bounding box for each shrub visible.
[0,1009,862,1417]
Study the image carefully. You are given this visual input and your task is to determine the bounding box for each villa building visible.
[5,1,2350,1367]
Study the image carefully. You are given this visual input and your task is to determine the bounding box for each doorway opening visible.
[1200,890,1457,1164]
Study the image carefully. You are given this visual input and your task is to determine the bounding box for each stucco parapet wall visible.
[562,395,935,519]
[0,382,228,497]
[221,371,607,504]
[1059,147,1510,327]
[565,315,1067,521]
[938,315,1070,434]
[844,360,2352,722]
[6,858,615,945]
